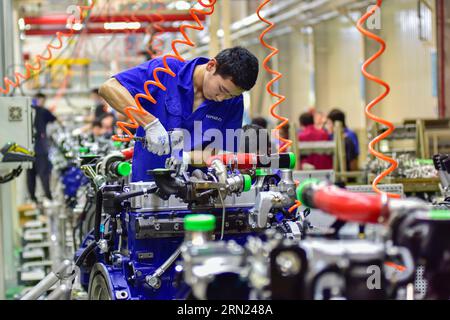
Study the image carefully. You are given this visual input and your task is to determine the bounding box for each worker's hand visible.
[165,152,190,174]
[144,118,170,156]
[169,130,184,151]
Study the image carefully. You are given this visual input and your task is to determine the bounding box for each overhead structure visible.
[22,11,206,37]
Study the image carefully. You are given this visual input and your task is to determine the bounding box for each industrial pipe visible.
[23,13,205,25]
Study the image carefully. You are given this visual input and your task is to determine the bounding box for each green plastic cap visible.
[113,141,123,148]
[256,168,268,177]
[117,162,131,177]
[417,159,433,165]
[243,174,252,192]
[184,214,216,232]
[288,152,296,170]
[79,147,89,154]
[428,210,450,221]
[296,178,321,204]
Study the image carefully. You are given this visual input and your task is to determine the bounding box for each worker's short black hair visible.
[100,113,114,121]
[34,92,46,100]
[328,109,347,128]
[299,112,314,127]
[251,117,268,129]
[92,120,102,128]
[215,47,259,91]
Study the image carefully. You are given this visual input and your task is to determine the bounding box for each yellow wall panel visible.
[378,0,438,123]
[314,15,366,130]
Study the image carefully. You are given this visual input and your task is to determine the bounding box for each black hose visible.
[75,241,97,267]
[94,190,103,242]
[79,198,94,242]
[115,186,158,203]
[152,173,186,197]
[72,221,82,250]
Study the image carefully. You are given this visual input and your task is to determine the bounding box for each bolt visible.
[115,290,128,300]
[146,276,161,289]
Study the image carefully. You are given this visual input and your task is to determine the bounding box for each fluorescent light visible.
[67,23,84,31]
[175,1,190,10]
[18,18,25,30]
[104,22,141,30]
[168,1,190,10]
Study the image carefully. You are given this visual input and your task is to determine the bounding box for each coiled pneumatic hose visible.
[356,0,400,199]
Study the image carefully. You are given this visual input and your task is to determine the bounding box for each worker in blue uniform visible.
[99,47,259,182]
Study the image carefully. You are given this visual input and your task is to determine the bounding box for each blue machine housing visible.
[61,166,89,206]
[76,206,256,300]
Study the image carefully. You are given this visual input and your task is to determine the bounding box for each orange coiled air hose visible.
[113,0,216,142]
[256,0,291,154]
[0,1,96,95]
[256,0,301,212]
[356,0,400,199]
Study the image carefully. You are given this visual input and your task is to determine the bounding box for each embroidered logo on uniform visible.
[206,114,223,122]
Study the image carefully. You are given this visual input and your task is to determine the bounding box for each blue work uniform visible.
[329,128,360,157]
[344,128,360,157]
[114,57,244,182]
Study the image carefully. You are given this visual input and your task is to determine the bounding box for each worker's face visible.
[101,116,114,133]
[92,126,105,137]
[35,97,46,107]
[314,112,326,127]
[203,59,245,102]
[325,118,334,134]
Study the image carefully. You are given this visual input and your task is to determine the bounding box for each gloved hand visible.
[169,129,185,151]
[165,152,191,174]
[144,119,170,156]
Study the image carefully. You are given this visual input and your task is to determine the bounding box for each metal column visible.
[0,0,18,300]
[0,0,14,84]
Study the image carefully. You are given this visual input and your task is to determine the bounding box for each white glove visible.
[165,152,191,174]
[144,118,170,156]
[169,129,184,151]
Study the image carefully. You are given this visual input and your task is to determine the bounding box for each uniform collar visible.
[177,57,210,91]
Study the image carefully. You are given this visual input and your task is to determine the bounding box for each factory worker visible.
[99,47,259,182]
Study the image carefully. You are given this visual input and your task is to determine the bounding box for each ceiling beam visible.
[23,12,204,25]
[24,26,180,36]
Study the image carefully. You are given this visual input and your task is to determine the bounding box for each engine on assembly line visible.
[20,144,450,301]
[70,151,305,300]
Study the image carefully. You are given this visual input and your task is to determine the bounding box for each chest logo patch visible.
[206,114,223,122]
